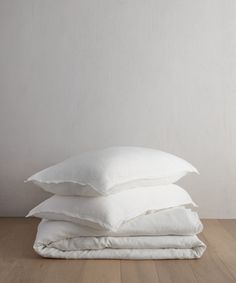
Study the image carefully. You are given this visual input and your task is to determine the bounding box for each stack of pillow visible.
[26,146,206,259]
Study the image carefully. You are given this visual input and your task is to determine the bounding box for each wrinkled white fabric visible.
[26,146,198,196]
[34,236,206,259]
[27,185,196,231]
[33,207,206,259]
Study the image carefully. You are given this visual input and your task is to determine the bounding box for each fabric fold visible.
[33,207,206,259]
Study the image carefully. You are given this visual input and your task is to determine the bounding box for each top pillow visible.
[26,146,198,196]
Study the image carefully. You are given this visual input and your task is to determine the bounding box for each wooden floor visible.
[0,219,236,283]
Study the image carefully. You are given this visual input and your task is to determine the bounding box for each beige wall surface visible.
[0,0,236,217]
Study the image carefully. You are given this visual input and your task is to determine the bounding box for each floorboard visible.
[155,260,198,283]
[121,260,160,283]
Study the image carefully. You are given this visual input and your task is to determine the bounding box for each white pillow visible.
[26,146,198,196]
[27,184,196,231]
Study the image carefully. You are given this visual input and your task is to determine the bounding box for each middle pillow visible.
[27,184,196,231]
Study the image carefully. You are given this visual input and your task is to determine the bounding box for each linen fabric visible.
[26,147,198,196]
[33,207,206,259]
[27,184,196,231]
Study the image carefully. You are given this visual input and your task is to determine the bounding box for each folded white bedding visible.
[35,235,205,259]
[27,185,195,231]
[33,207,206,259]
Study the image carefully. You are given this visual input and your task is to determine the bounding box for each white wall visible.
[0,0,236,218]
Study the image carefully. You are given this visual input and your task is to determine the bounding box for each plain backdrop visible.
[0,0,236,217]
